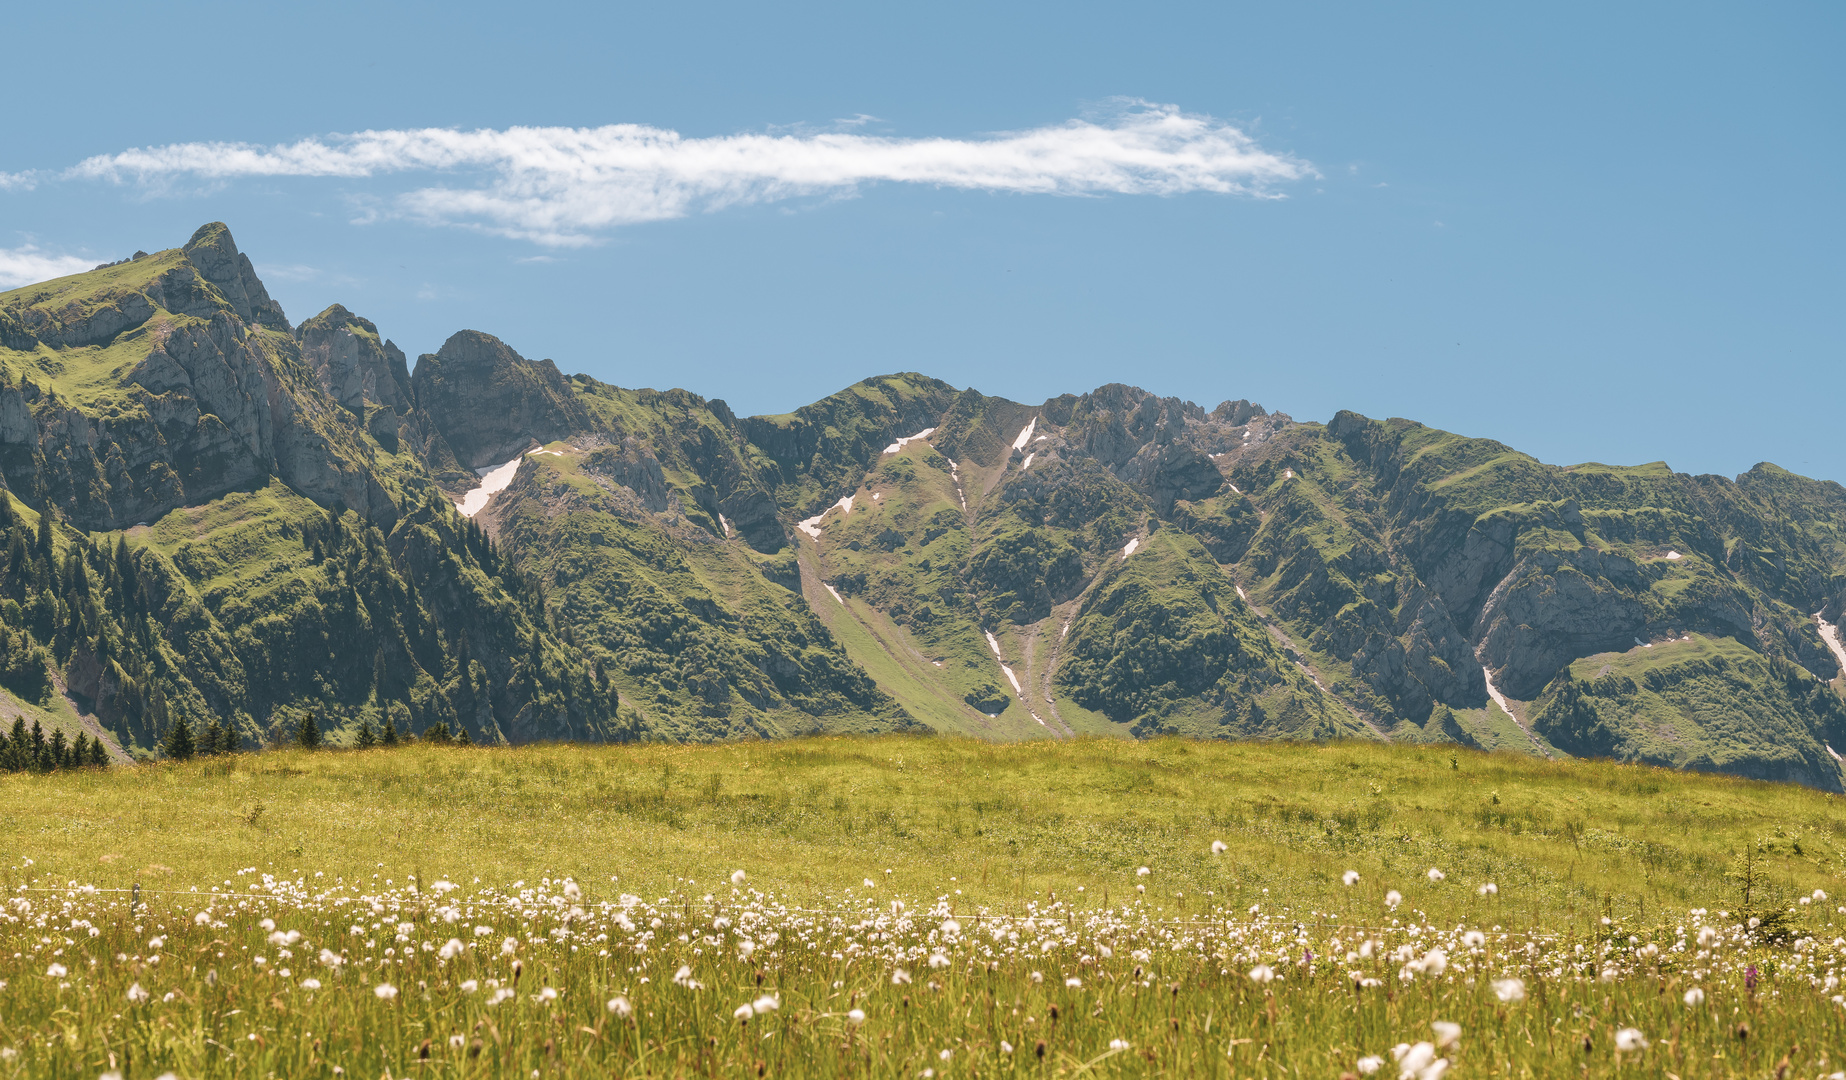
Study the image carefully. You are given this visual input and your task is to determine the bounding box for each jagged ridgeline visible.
[3,223,1846,789]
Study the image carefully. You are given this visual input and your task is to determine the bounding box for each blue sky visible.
[3,2,1841,481]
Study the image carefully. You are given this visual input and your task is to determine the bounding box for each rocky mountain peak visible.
[181,223,290,332]
[411,330,589,469]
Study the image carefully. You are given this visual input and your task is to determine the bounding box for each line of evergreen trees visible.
[2,717,109,770]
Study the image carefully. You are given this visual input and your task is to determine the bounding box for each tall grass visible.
[3,736,1845,1076]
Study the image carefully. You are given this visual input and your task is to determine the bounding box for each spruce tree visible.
[381,714,398,747]
[88,735,109,767]
[296,711,322,750]
[454,724,472,747]
[29,719,44,760]
[422,721,451,745]
[6,717,25,770]
[164,715,195,761]
[72,731,89,767]
[356,717,377,749]
[200,718,223,756]
[48,729,67,769]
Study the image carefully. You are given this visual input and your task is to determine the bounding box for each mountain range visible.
[4,223,1845,788]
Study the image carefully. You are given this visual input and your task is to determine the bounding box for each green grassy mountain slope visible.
[4,221,1845,786]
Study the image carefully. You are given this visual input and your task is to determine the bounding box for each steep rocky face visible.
[410,331,588,469]
[0,228,398,530]
[298,304,414,418]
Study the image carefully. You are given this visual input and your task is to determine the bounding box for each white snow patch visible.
[1283,468,1294,480]
[872,492,882,501]
[999,664,1022,694]
[456,457,523,518]
[931,660,944,668]
[1021,453,1035,470]
[882,427,936,455]
[1228,483,1240,494]
[1481,665,1515,718]
[796,495,855,540]
[1829,743,1843,763]
[1026,709,1047,728]
[1665,550,1683,560]
[1034,434,1047,443]
[1634,637,1648,647]
[1011,418,1037,451]
[718,513,731,537]
[984,630,1004,659]
[531,448,564,457]
[1060,620,1072,640]
[1121,537,1140,560]
[1816,611,1846,681]
[1234,585,1247,601]
[823,583,843,605]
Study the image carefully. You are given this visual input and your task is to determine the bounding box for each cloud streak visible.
[66,102,1311,246]
[0,245,96,289]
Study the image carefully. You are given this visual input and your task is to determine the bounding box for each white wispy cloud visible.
[64,102,1311,246]
[0,245,96,289]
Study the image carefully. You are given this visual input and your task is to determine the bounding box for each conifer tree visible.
[381,714,398,747]
[454,724,472,747]
[29,719,44,760]
[422,721,451,745]
[164,715,195,761]
[200,718,223,756]
[297,711,322,750]
[356,717,377,749]
[88,735,108,767]
[48,729,67,769]
[72,731,89,766]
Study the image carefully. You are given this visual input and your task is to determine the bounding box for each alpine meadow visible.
[4,223,1846,1077]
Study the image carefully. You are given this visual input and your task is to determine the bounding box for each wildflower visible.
[1066,977,1082,988]
[608,996,633,1017]
[488,988,516,1006]
[460,979,480,993]
[1815,889,1830,902]
[439,939,464,960]
[1698,926,1720,947]
[1136,867,1150,877]
[1462,931,1485,948]
[939,1049,953,1062]
[731,870,747,886]
[318,948,344,968]
[1248,964,1275,984]
[1109,1039,1131,1051]
[847,1009,866,1025]
[1384,891,1402,909]
[753,995,779,1013]
[1211,840,1228,855]
[1684,987,1706,1007]
[193,912,210,926]
[1431,1021,1460,1049]
[1029,971,1043,984]
[1614,1028,1648,1052]
[375,983,398,1000]
[864,878,876,888]
[260,918,276,932]
[126,982,150,1003]
[1356,1056,1384,1075]
[1492,978,1526,1003]
[301,978,322,990]
[1343,870,1361,886]
[45,963,66,978]
[734,1003,754,1022]
[1477,882,1498,896]
[1745,965,1759,991]
[448,1034,465,1050]
[674,965,702,990]
[501,937,519,957]
[474,925,494,937]
[928,953,950,968]
[1426,868,1445,882]
[147,936,164,950]
[1000,1040,1014,1054]
[537,987,558,1002]
[940,918,961,936]
[892,969,913,985]
[1393,1041,1447,1080]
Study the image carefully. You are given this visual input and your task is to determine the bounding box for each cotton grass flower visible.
[1343,870,1360,886]
[460,979,479,993]
[734,1003,754,1022]
[847,1009,866,1025]
[1426,868,1445,882]
[439,938,464,960]
[301,978,322,990]
[1477,882,1498,896]
[753,995,779,1013]
[1109,1039,1131,1051]
[731,869,746,886]
[1248,964,1275,984]
[1385,891,1403,909]
[1210,840,1228,854]
[1136,867,1150,876]
[126,982,149,1003]
[999,1040,1013,1054]
[608,996,633,1017]
[1431,1021,1460,1050]
[1614,1028,1649,1052]
[1065,977,1082,988]
[1492,978,1527,1003]
[892,969,913,985]
[501,936,519,957]
[44,963,66,978]
[374,983,398,1000]
[1356,1055,1384,1075]
[1684,987,1706,1007]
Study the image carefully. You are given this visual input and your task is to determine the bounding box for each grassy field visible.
[5,736,1846,1076]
